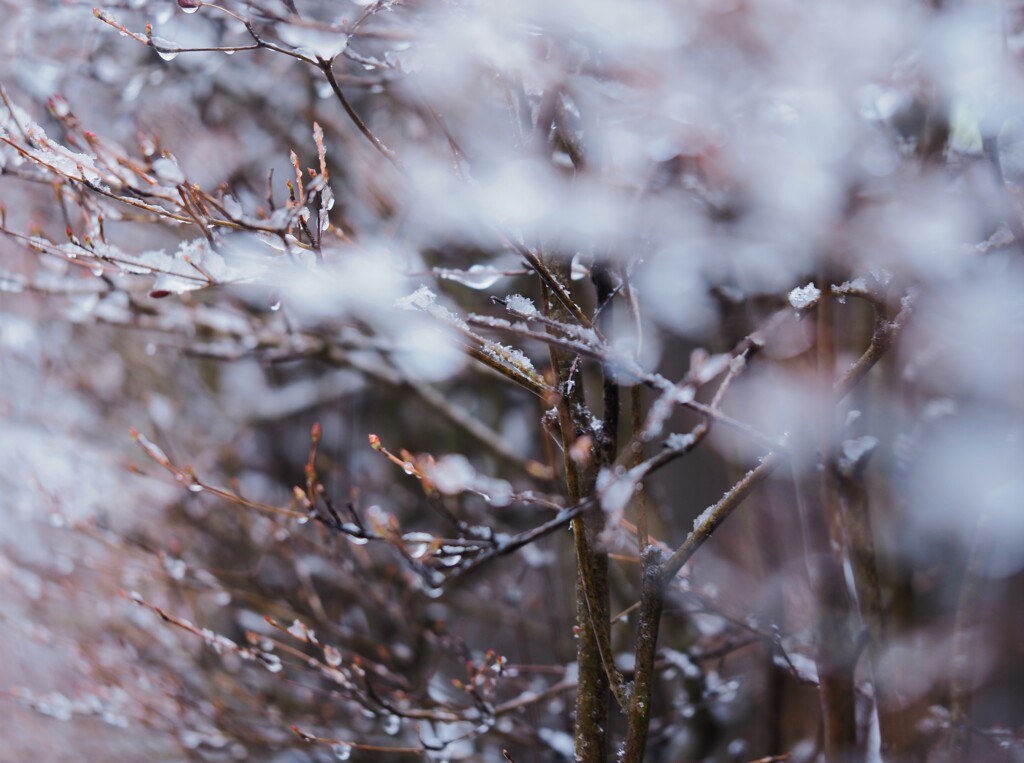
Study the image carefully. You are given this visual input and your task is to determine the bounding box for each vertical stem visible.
[841,466,912,760]
[794,472,860,763]
[541,258,610,763]
[623,271,648,549]
[813,276,860,762]
[593,263,620,465]
[632,386,648,549]
[621,548,666,762]
[755,493,788,757]
[814,546,860,763]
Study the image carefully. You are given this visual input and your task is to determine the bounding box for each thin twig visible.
[318,57,399,166]
[660,454,781,583]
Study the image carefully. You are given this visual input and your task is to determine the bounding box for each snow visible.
[787,282,821,310]
[692,503,717,532]
[673,385,696,404]
[277,22,349,60]
[504,293,538,316]
[392,322,466,382]
[428,455,477,494]
[3,0,1024,756]
[693,353,731,384]
[597,467,636,519]
[152,156,185,185]
[665,432,697,451]
[435,264,505,290]
[423,455,514,505]
[537,727,575,757]
[831,277,868,300]
[396,285,470,331]
[841,435,878,465]
[483,340,539,379]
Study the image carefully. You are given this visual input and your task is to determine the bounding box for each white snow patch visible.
[788,282,821,310]
[397,285,437,311]
[504,293,538,317]
[665,432,697,451]
[692,503,716,532]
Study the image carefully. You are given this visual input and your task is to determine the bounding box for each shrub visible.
[3,1,1024,761]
